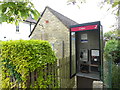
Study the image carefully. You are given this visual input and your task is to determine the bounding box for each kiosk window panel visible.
[70,32,76,78]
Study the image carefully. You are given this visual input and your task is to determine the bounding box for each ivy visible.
[0,40,57,88]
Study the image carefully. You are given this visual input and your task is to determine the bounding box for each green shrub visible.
[104,30,119,40]
[0,40,57,88]
[112,64,120,89]
[104,39,120,63]
[104,39,120,89]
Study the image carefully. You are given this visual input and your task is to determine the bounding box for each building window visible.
[16,25,19,32]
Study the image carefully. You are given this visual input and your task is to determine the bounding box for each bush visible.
[104,39,120,89]
[104,39,120,63]
[0,40,57,88]
[112,64,120,89]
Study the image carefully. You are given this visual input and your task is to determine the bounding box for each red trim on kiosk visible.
[71,25,98,32]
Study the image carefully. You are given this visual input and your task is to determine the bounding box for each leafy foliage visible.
[0,40,57,88]
[112,64,120,89]
[104,27,120,89]
[67,0,86,5]
[104,40,120,63]
[0,0,40,25]
[67,0,119,16]
[104,30,119,40]
[99,0,120,16]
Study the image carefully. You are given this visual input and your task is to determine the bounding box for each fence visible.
[103,58,112,88]
[50,41,75,88]
[103,55,120,89]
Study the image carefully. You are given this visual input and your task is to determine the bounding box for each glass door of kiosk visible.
[70,21,103,80]
[70,32,77,77]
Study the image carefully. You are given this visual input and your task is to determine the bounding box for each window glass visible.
[16,25,19,32]
[70,32,76,77]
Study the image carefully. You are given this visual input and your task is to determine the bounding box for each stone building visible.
[29,6,78,88]
[29,6,78,58]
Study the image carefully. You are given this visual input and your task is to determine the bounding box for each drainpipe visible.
[30,22,32,33]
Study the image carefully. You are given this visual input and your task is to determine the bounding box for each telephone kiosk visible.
[70,21,103,88]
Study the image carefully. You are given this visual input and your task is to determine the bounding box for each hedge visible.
[0,40,57,88]
[104,40,120,63]
[104,39,120,89]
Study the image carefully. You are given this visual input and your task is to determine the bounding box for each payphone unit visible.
[80,49,88,62]
[70,21,103,80]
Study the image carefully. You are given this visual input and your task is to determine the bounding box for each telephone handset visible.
[80,49,88,62]
[80,52,83,58]
[79,49,89,73]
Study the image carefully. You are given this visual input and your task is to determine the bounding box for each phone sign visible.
[71,25,98,32]
[81,34,88,43]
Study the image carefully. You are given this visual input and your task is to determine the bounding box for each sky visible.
[31,0,117,33]
[0,0,117,40]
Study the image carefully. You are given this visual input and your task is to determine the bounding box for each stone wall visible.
[31,8,70,58]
